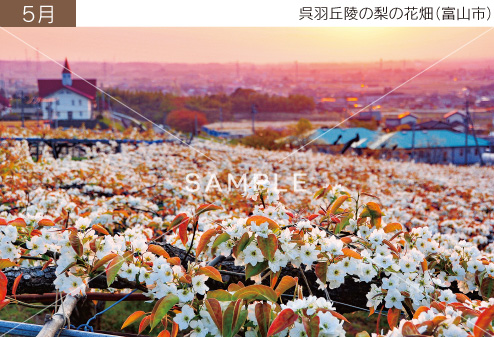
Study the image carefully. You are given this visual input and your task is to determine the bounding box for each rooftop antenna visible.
[295,61,298,84]
[36,47,40,78]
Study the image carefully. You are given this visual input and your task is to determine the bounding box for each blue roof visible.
[311,128,378,148]
[368,130,490,150]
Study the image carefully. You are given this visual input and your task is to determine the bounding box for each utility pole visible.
[21,90,25,128]
[464,107,468,166]
[251,103,258,134]
[219,107,223,129]
[411,122,416,161]
[194,114,198,136]
[464,98,485,166]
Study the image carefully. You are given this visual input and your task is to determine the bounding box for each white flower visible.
[299,245,318,266]
[438,289,456,303]
[189,319,208,337]
[192,274,209,295]
[173,305,195,330]
[385,288,404,309]
[243,245,264,266]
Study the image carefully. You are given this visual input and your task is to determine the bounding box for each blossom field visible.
[1,130,494,337]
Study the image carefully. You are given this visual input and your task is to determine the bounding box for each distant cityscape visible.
[1,59,493,129]
[0,57,493,165]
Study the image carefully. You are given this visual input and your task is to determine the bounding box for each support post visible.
[36,294,81,337]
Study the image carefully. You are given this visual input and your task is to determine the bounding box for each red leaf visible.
[38,219,55,227]
[171,322,179,337]
[267,308,299,336]
[0,299,10,310]
[166,257,180,265]
[92,224,109,235]
[179,217,189,245]
[69,231,83,257]
[474,305,494,337]
[8,218,26,227]
[402,321,419,335]
[157,330,170,337]
[12,273,22,297]
[329,310,350,324]
[246,215,280,232]
[387,307,401,329]
[302,315,320,337]
[257,234,278,262]
[205,298,223,334]
[255,302,271,337]
[148,245,171,259]
[314,262,328,284]
[342,248,362,259]
[274,276,298,298]
[197,266,223,283]
[196,228,218,257]
[196,204,222,216]
[329,195,349,214]
[121,311,146,329]
[42,258,53,270]
[138,315,151,334]
[307,214,318,221]
[0,272,7,302]
[92,253,118,271]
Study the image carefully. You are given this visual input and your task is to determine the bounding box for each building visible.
[0,91,10,112]
[366,129,490,165]
[310,127,379,154]
[385,112,418,128]
[38,59,97,121]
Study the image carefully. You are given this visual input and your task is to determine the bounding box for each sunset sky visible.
[0,27,493,64]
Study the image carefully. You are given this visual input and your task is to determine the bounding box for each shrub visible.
[166,109,208,133]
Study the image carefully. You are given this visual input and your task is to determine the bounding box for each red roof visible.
[62,58,72,74]
[38,79,97,100]
[443,110,463,119]
[0,94,10,107]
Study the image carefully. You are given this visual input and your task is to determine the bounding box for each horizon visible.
[1,27,493,64]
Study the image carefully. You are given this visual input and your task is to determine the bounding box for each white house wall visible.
[41,89,92,120]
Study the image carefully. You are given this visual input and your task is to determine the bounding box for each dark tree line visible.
[103,88,315,124]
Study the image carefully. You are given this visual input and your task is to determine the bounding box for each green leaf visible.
[222,300,241,337]
[232,232,250,257]
[207,289,233,301]
[257,234,277,262]
[106,255,125,287]
[335,213,353,234]
[481,277,494,300]
[212,232,231,249]
[150,293,179,330]
[196,204,222,216]
[231,309,248,337]
[245,261,268,279]
[233,285,278,303]
[302,315,320,337]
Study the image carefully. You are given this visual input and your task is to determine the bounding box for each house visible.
[416,120,454,131]
[385,112,418,128]
[38,59,97,121]
[0,91,10,112]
